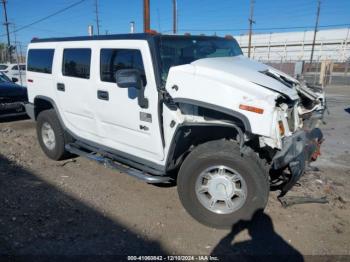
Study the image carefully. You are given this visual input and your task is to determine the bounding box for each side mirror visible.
[115,69,142,89]
[12,77,18,83]
[115,69,148,109]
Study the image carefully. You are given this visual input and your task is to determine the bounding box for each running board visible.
[65,143,171,184]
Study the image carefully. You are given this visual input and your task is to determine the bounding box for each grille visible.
[0,96,26,103]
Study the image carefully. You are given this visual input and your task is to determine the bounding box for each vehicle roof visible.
[30,33,230,44]
[0,63,25,66]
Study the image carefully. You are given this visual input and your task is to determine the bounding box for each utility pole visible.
[172,0,177,34]
[94,0,100,35]
[143,0,150,32]
[12,24,23,85]
[1,0,12,62]
[247,0,255,58]
[310,0,321,65]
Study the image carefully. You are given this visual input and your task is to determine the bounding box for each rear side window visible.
[27,49,54,74]
[100,49,146,84]
[62,48,91,79]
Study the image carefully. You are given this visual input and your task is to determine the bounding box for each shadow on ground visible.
[0,153,304,260]
[344,107,350,114]
[211,210,304,262]
[0,154,166,258]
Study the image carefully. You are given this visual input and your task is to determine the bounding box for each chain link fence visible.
[264,60,350,87]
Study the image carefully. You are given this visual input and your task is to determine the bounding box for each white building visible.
[235,28,350,62]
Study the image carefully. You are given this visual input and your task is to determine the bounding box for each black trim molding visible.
[172,98,252,132]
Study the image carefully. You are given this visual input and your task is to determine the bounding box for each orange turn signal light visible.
[239,104,264,114]
[278,120,285,136]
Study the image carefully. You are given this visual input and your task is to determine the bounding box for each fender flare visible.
[172,98,251,132]
[165,122,245,171]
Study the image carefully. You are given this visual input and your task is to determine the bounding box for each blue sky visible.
[2,0,350,50]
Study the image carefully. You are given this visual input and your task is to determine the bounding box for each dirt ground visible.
[0,85,349,260]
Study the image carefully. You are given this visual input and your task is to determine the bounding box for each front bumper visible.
[0,102,26,118]
[272,128,323,196]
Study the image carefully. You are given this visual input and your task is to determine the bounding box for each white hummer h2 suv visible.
[25,33,324,228]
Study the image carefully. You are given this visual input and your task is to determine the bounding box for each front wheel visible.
[177,140,269,229]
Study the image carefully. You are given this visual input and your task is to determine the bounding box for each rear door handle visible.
[97,90,109,101]
[57,83,65,92]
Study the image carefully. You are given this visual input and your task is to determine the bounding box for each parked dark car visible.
[0,72,28,118]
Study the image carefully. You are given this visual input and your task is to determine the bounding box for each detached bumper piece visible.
[272,128,323,197]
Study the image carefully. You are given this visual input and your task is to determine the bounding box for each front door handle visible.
[57,83,65,92]
[97,90,109,101]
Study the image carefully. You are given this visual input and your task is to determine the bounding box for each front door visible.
[93,40,164,164]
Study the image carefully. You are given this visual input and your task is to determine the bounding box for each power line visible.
[0,0,87,37]
[163,23,350,33]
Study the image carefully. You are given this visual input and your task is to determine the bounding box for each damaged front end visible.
[272,128,323,197]
[260,69,326,197]
[297,82,326,129]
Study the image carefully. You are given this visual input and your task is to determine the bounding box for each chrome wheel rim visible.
[41,122,56,151]
[195,165,247,214]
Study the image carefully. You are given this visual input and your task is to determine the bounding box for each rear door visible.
[93,40,164,163]
[54,45,99,141]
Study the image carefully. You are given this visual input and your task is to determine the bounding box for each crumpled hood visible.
[191,56,300,100]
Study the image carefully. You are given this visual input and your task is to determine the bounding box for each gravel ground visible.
[0,85,349,260]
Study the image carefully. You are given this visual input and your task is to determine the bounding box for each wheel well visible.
[166,124,242,172]
[34,97,54,119]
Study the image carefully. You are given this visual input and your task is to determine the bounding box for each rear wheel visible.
[37,109,71,160]
[177,140,269,228]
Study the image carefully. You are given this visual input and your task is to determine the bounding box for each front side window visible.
[12,65,18,70]
[62,48,91,79]
[27,49,54,74]
[100,49,146,84]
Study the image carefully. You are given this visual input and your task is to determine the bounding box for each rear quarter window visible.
[27,49,55,74]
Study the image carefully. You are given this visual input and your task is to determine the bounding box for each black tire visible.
[177,139,269,229]
[37,109,71,161]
